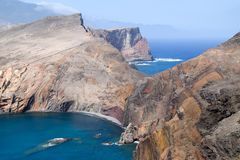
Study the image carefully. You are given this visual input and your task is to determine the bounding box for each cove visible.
[0,113,136,160]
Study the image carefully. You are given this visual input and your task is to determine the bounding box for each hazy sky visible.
[22,0,239,34]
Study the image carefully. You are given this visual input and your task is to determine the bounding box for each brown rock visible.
[122,32,240,160]
[90,27,153,62]
[0,14,143,123]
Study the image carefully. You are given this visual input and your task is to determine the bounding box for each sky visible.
[21,0,240,39]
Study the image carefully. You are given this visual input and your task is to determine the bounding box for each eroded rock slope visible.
[121,33,240,160]
[1,13,239,160]
[0,14,143,123]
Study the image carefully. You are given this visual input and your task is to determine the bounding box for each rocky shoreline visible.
[0,14,239,160]
[78,111,122,126]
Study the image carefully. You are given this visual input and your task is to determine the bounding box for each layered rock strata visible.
[121,32,240,160]
[0,13,240,160]
[0,14,143,123]
[90,27,153,62]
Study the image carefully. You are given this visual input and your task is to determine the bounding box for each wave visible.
[153,58,183,62]
[134,63,151,66]
[130,57,183,66]
[102,141,139,146]
[102,142,123,146]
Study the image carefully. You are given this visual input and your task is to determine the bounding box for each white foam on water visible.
[102,142,123,146]
[130,57,183,66]
[153,58,183,62]
[134,63,151,66]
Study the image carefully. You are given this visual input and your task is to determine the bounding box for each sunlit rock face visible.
[0,14,143,123]
[1,13,239,160]
[121,32,240,160]
[90,27,153,62]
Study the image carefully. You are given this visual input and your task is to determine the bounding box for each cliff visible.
[0,14,143,123]
[121,32,240,159]
[91,27,153,62]
[1,13,240,160]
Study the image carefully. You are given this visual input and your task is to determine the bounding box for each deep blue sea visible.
[134,39,224,75]
[0,113,136,160]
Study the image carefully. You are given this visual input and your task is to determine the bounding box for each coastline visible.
[78,111,123,127]
[0,111,123,127]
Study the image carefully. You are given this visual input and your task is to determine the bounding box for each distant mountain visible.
[83,16,178,40]
[0,0,57,24]
[0,0,178,39]
[0,0,231,39]
[83,16,226,40]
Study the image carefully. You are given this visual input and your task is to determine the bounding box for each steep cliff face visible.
[1,13,239,160]
[91,28,153,62]
[122,33,240,160]
[0,14,143,123]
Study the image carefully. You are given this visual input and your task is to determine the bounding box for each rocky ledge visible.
[90,27,153,62]
[121,32,240,160]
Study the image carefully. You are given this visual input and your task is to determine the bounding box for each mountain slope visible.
[121,33,240,160]
[0,14,143,123]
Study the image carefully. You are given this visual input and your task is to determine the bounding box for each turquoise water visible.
[0,113,136,160]
[135,39,223,75]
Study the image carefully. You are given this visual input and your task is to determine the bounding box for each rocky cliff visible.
[121,33,240,159]
[1,13,240,160]
[91,27,153,62]
[0,14,143,123]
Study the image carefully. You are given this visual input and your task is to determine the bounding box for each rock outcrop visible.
[119,123,138,144]
[120,32,240,160]
[0,14,143,123]
[90,27,153,62]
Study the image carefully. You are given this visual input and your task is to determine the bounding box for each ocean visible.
[0,113,136,160]
[134,39,224,75]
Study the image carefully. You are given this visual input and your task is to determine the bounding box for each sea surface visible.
[0,113,136,160]
[134,39,224,75]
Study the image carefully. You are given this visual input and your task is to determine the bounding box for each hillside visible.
[0,14,143,123]
[120,32,240,159]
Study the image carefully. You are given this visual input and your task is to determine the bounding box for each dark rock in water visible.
[46,138,72,146]
[94,133,102,139]
[25,138,77,155]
